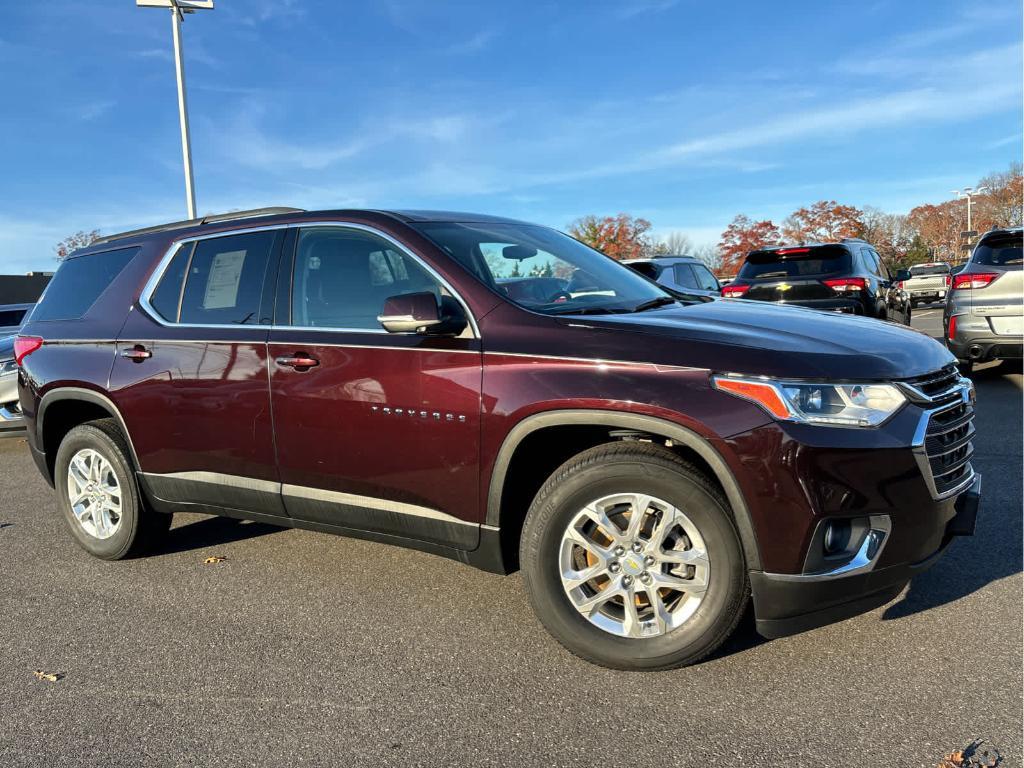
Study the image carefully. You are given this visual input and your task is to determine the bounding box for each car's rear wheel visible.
[520,442,748,670]
[55,419,170,560]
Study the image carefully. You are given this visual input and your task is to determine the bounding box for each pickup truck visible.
[898,262,951,308]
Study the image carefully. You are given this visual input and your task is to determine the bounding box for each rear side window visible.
[0,309,27,327]
[672,264,699,289]
[628,262,660,279]
[973,234,1023,268]
[31,247,138,322]
[691,264,719,291]
[151,232,280,325]
[738,246,851,280]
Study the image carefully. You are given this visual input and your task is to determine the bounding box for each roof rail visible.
[91,206,305,246]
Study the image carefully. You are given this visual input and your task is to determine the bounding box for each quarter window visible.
[32,247,138,322]
[290,228,444,330]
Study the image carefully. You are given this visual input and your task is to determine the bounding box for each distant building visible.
[0,272,53,305]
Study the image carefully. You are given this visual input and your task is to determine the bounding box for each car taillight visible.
[721,284,750,298]
[14,336,43,365]
[823,277,867,293]
[896,280,904,290]
[948,314,959,341]
[944,274,952,288]
[952,272,1000,290]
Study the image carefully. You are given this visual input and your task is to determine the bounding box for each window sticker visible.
[203,250,246,309]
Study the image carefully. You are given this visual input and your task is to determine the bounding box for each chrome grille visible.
[901,364,961,404]
[909,369,977,500]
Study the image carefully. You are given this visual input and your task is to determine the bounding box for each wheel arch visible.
[486,409,762,571]
[37,388,140,482]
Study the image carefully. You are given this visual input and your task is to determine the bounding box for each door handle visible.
[121,345,151,362]
[275,354,320,370]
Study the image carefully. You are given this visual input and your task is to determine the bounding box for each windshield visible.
[909,264,950,276]
[411,222,672,314]
[738,245,850,280]
[973,234,1023,268]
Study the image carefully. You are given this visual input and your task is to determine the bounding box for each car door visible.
[268,224,483,551]
[868,248,905,322]
[110,228,287,517]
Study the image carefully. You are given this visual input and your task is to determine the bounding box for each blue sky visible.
[0,0,1020,273]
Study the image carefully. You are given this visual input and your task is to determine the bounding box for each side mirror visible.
[895,269,911,281]
[377,291,467,336]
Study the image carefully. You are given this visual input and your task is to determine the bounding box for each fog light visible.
[823,520,852,555]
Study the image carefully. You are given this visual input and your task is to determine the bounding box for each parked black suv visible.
[722,240,911,323]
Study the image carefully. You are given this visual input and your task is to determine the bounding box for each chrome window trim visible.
[138,221,480,339]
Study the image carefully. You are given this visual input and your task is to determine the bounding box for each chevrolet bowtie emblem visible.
[777,283,791,292]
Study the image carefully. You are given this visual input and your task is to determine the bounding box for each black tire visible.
[54,418,171,560]
[520,442,749,671]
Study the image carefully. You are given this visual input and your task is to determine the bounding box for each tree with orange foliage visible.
[782,200,864,243]
[906,201,965,261]
[55,230,101,260]
[567,213,653,261]
[716,214,782,276]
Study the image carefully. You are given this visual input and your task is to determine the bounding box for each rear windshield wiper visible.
[631,296,677,312]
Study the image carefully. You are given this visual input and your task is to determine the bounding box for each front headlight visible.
[712,375,906,427]
[0,359,16,377]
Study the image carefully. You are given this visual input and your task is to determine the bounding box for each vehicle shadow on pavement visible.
[703,605,767,662]
[158,515,281,555]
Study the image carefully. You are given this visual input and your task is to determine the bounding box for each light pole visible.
[950,186,989,235]
[137,0,214,220]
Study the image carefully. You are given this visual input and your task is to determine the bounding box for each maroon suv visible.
[16,208,981,670]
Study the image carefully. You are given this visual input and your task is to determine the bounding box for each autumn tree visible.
[55,230,101,260]
[692,243,722,272]
[906,201,964,262]
[859,207,927,269]
[976,163,1023,229]
[716,215,782,275]
[782,200,864,243]
[568,213,654,261]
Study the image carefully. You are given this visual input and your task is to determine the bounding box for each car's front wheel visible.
[520,442,749,670]
[55,419,170,560]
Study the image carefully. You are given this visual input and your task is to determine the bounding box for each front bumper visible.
[751,474,980,638]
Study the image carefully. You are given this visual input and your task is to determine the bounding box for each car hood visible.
[559,299,954,380]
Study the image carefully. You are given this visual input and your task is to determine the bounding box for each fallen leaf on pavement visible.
[32,670,62,682]
[203,555,228,564]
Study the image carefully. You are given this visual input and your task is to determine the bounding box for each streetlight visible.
[950,186,990,234]
[137,0,214,220]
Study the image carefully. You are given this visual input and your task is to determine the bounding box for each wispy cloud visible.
[445,29,498,55]
[76,99,115,122]
[616,0,679,19]
[987,133,1023,150]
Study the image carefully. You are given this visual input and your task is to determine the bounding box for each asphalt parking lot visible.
[1,308,1020,768]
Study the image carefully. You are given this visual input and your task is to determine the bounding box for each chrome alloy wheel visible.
[558,492,710,638]
[66,448,123,540]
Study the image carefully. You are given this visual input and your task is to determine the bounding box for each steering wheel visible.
[548,290,573,304]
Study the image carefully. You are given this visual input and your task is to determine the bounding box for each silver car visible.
[0,335,24,437]
[623,256,721,298]
[944,226,1023,370]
